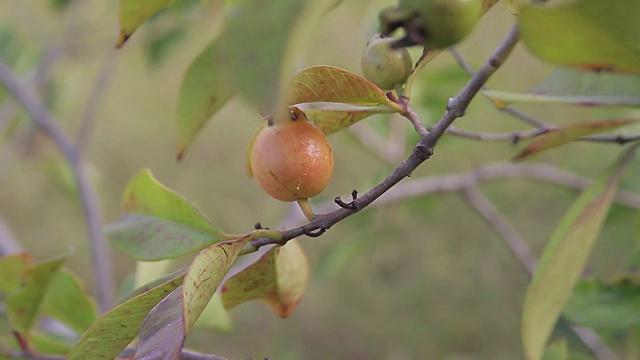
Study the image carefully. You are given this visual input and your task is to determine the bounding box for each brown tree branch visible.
[250,25,521,249]
[0,60,115,312]
[375,162,640,209]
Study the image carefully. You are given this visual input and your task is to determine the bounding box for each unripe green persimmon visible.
[250,107,333,202]
[380,0,482,49]
[361,34,413,90]
[419,0,481,49]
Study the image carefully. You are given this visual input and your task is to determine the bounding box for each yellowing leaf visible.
[522,143,639,360]
[519,0,640,75]
[117,0,174,48]
[289,65,392,106]
[222,240,309,318]
[513,118,639,161]
[182,235,250,331]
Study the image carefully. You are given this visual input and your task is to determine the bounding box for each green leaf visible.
[107,169,225,260]
[176,39,235,160]
[213,0,338,111]
[108,214,224,261]
[564,276,640,333]
[0,252,32,293]
[213,0,305,109]
[66,270,184,360]
[183,235,250,331]
[513,118,640,161]
[222,240,309,317]
[42,269,98,334]
[30,332,75,355]
[522,143,640,360]
[484,68,640,108]
[289,66,393,106]
[519,0,640,75]
[299,102,395,135]
[6,254,67,334]
[542,339,568,360]
[120,169,217,232]
[116,0,174,48]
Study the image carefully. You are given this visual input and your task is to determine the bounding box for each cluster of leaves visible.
[1,0,640,359]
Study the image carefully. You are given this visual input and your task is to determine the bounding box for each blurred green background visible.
[1,1,639,359]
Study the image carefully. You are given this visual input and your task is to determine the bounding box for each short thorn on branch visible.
[303,227,327,238]
[335,190,359,210]
[254,222,269,230]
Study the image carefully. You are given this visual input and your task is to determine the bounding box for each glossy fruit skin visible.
[250,109,333,202]
[380,0,482,49]
[361,34,413,90]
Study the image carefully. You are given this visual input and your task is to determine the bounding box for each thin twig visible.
[449,47,640,144]
[399,96,428,137]
[448,47,547,128]
[462,186,619,360]
[250,25,521,249]
[0,60,115,312]
[463,185,536,269]
[425,26,520,144]
[445,125,550,143]
[376,162,640,209]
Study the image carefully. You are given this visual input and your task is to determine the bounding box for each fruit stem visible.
[236,228,285,255]
[404,49,442,100]
[296,198,316,221]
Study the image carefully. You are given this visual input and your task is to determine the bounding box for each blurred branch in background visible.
[377,162,640,209]
[0,215,21,255]
[463,186,619,360]
[448,48,640,145]
[0,59,115,312]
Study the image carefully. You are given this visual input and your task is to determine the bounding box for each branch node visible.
[415,142,433,161]
[511,130,521,145]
